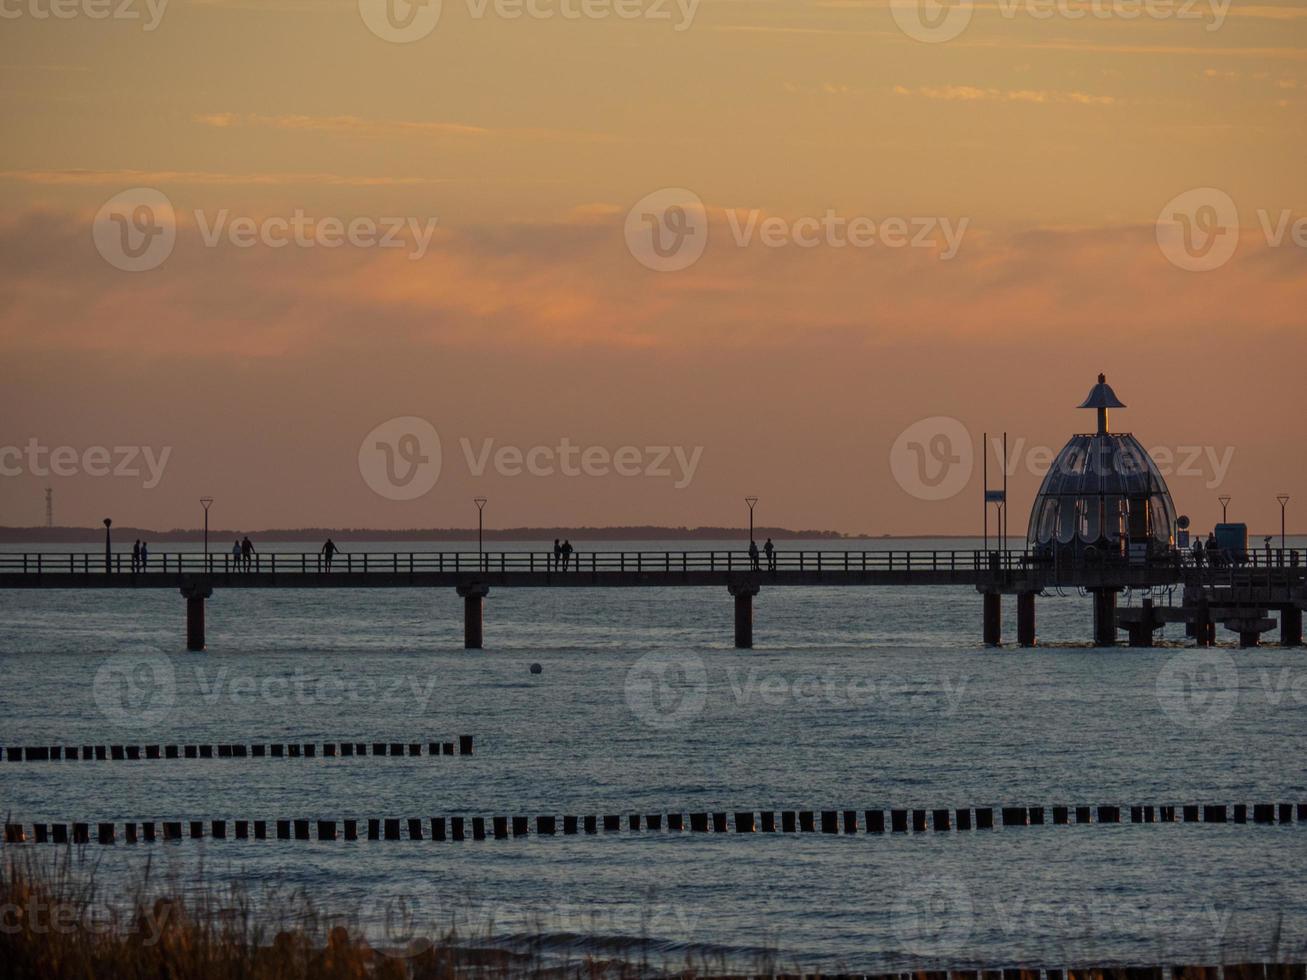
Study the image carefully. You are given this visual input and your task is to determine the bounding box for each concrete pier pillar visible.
[456,584,490,649]
[729,583,760,648]
[1092,589,1117,647]
[1127,598,1155,648]
[982,591,1001,647]
[1281,606,1303,647]
[1193,602,1215,647]
[180,585,213,652]
[1240,630,1260,648]
[1016,591,1036,648]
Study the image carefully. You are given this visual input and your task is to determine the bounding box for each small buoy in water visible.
[529,663,542,674]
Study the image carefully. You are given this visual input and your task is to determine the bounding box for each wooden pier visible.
[1,549,1303,651]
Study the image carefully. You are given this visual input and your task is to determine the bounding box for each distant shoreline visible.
[0,525,997,544]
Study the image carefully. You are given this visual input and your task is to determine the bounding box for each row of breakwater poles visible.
[6,801,1305,844]
[177,582,1303,652]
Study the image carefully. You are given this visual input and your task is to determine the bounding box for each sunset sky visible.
[2,0,1305,535]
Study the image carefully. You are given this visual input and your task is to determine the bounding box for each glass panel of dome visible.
[1083,497,1101,541]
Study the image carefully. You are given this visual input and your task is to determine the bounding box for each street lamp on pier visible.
[102,517,112,573]
[474,497,487,570]
[744,496,758,545]
[1218,495,1231,523]
[200,497,214,566]
[1277,494,1290,556]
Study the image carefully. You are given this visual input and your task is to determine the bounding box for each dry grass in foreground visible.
[1,850,678,979]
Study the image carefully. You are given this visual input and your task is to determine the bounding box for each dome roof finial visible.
[1078,373,1125,433]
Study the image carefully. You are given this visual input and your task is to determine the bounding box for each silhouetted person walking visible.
[131,539,141,573]
[139,541,148,570]
[764,537,775,571]
[561,539,573,571]
[231,540,241,570]
[321,537,338,571]
[749,539,760,571]
[241,535,255,571]
[553,538,561,571]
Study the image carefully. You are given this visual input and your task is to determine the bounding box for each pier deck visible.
[2,549,1302,650]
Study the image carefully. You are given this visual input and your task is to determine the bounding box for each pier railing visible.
[0,548,1045,577]
[1,548,1303,578]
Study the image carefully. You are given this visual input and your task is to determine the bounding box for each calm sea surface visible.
[1,538,1305,972]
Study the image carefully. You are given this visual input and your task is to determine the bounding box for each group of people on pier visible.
[749,537,777,571]
[550,538,575,570]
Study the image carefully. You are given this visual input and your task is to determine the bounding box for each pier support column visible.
[982,591,1001,647]
[729,583,760,649]
[456,584,489,650]
[1281,607,1303,647]
[1127,598,1155,648]
[180,585,213,652]
[1193,600,1215,647]
[1092,589,1118,647]
[1016,592,1036,648]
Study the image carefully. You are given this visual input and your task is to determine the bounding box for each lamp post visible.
[1218,495,1231,523]
[474,497,487,570]
[744,496,758,543]
[200,497,214,567]
[1277,494,1289,558]
[102,517,112,573]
